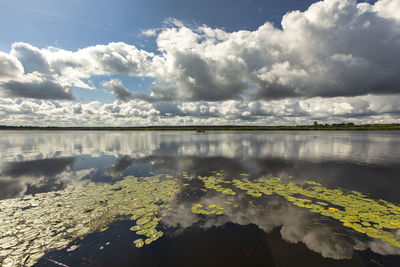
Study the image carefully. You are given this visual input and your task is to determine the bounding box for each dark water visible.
[1,130,400,266]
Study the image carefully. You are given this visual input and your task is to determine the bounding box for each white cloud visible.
[141,28,158,37]
[0,94,399,127]
[43,42,154,87]
[373,0,400,22]
[0,0,400,123]
[2,0,400,102]
[0,72,74,100]
[145,0,400,101]
[103,78,133,102]
[0,52,24,79]
[0,42,155,99]
[11,42,50,74]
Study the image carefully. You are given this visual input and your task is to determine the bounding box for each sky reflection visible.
[1,130,400,265]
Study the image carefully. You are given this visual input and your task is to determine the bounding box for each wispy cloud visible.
[141,28,158,37]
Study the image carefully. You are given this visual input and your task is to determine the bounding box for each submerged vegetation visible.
[2,171,400,266]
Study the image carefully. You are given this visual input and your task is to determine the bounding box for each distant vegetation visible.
[0,123,399,131]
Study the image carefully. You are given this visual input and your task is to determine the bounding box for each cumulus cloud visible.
[0,52,24,79]
[103,79,133,102]
[0,73,74,100]
[147,0,400,101]
[0,94,399,126]
[2,0,400,102]
[373,0,400,22]
[0,44,73,100]
[1,42,154,99]
[10,42,50,74]
[43,42,154,79]
[1,0,400,122]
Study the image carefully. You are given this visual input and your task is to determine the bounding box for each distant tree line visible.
[0,123,399,131]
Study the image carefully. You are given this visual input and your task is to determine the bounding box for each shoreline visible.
[1,124,399,131]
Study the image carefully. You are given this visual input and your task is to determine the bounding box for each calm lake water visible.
[1,130,400,266]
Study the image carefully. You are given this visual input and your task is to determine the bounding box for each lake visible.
[1,130,400,266]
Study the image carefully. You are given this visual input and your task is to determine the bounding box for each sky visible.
[0,0,399,126]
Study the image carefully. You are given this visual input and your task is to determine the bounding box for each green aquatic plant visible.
[197,174,236,195]
[191,203,224,215]
[3,170,400,266]
[133,239,144,248]
[182,172,194,180]
[195,173,400,248]
[0,175,179,267]
[222,189,236,195]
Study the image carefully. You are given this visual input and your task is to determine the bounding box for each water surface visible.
[1,131,400,266]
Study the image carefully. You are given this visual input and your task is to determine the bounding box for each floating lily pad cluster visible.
[129,205,165,247]
[182,172,193,180]
[0,175,179,267]
[195,173,400,248]
[3,170,400,266]
[191,203,224,215]
[197,174,236,195]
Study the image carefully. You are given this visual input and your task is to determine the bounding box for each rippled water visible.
[1,130,400,266]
